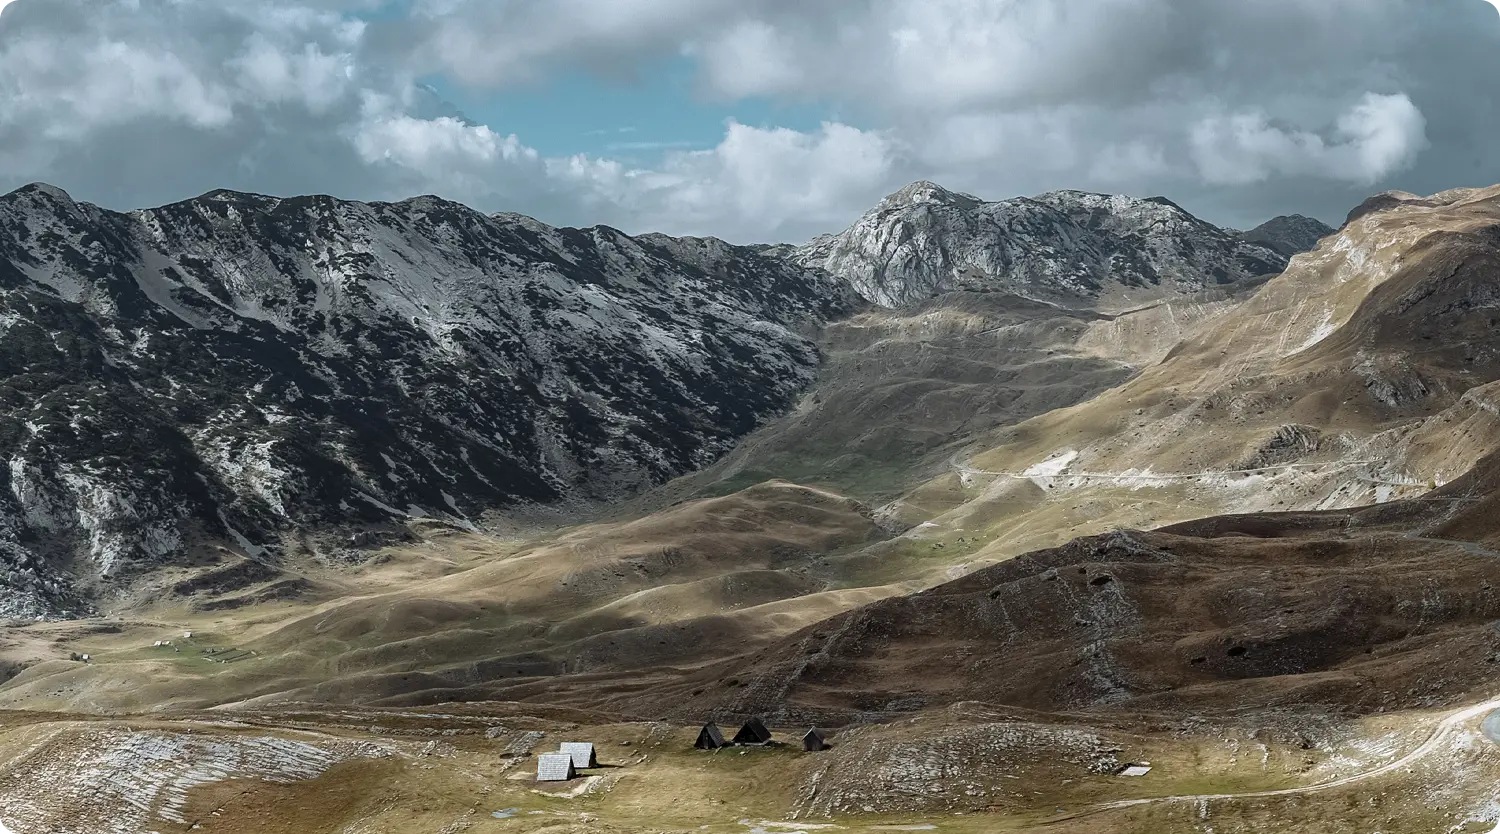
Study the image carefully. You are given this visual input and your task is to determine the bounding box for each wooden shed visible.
[732,717,772,746]
[802,728,828,752]
[695,722,727,750]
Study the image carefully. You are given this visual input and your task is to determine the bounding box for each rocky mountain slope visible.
[0,184,859,618]
[793,181,1301,310]
[646,186,1331,504]
[857,183,1500,567]
[1243,214,1336,258]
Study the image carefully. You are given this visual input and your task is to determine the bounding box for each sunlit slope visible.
[885,185,1500,562]
[0,482,895,711]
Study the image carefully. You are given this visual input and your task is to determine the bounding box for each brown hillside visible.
[628,494,1500,728]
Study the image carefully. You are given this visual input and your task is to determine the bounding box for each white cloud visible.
[1190,93,1429,186]
[0,0,1497,240]
[638,121,899,239]
[881,0,1188,111]
[5,39,236,139]
[353,112,531,169]
[689,20,804,101]
[229,34,354,114]
[1334,93,1433,183]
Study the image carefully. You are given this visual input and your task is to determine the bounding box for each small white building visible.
[558,742,598,769]
[536,753,576,782]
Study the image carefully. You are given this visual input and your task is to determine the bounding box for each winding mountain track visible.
[1079,694,1500,817]
[949,455,1384,486]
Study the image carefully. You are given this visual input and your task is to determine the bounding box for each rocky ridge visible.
[794,181,1306,309]
[0,178,1335,620]
[0,184,859,618]
[1242,214,1337,258]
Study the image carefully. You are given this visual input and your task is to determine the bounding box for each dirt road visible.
[1091,694,1500,814]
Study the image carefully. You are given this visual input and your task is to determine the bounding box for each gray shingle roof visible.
[559,742,597,768]
[536,753,576,781]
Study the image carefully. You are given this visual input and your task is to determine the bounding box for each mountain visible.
[0,184,859,619]
[4,182,1499,834]
[794,181,1291,309]
[1242,213,1336,258]
[598,184,1500,731]
[651,186,1332,504]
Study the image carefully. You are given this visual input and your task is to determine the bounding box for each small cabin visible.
[802,728,828,752]
[536,753,577,782]
[695,722,728,750]
[732,717,772,746]
[559,742,598,769]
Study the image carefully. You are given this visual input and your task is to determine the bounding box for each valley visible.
[5,179,1500,833]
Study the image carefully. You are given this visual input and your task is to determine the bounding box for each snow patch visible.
[1023,451,1078,486]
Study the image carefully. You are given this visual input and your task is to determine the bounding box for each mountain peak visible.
[5,182,76,203]
[879,180,983,210]
[798,185,1294,309]
[1244,214,1336,258]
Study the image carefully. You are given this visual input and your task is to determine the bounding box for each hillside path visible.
[1080,694,1500,816]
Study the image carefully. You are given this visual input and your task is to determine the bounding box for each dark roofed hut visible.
[802,728,828,752]
[695,722,727,750]
[732,717,772,746]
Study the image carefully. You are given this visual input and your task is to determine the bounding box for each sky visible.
[1,0,1499,243]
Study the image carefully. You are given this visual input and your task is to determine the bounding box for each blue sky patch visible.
[422,56,832,164]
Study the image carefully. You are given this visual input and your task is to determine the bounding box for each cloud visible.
[353,112,534,171]
[0,0,1497,241]
[633,121,900,239]
[229,33,356,114]
[389,0,1495,229]
[389,0,765,86]
[1190,93,1429,186]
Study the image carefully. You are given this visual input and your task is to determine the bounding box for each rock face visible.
[1242,214,1337,258]
[0,184,859,618]
[794,181,1291,309]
